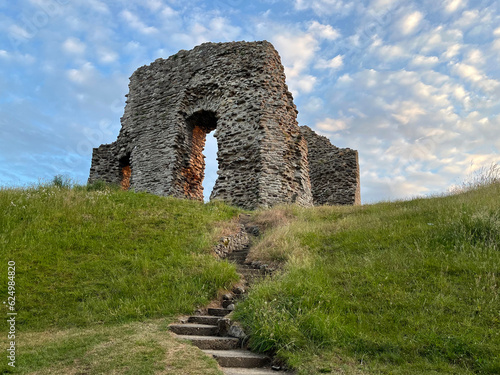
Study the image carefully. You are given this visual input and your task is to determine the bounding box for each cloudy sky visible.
[1,0,499,203]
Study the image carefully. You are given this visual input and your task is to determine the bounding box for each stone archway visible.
[182,110,218,201]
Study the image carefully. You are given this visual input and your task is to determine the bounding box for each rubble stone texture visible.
[300,126,361,206]
[88,41,360,209]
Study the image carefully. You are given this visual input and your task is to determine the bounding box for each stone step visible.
[228,250,248,255]
[229,249,249,254]
[168,323,218,336]
[188,315,221,325]
[202,349,270,368]
[223,368,292,375]
[208,308,231,317]
[228,254,248,261]
[227,255,248,261]
[177,335,240,350]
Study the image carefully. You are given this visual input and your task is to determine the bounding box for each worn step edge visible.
[188,315,221,325]
[228,256,248,261]
[203,349,270,368]
[169,323,218,336]
[223,368,293,375]
[176,335,240,350]
[208,308,231,317]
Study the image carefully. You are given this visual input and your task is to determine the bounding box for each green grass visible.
[2,178,499,374]
[0,182,240,374]
[234,183,500,374]
[3,319,224,374]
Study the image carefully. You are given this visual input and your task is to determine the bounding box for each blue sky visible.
[1,0,499,203]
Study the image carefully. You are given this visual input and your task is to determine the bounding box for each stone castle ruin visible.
[88,41,360,209]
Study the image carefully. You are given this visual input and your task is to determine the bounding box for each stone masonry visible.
[88,41,360,209]
[301,126,360,205]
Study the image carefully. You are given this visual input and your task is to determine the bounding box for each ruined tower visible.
[88,41,360,209]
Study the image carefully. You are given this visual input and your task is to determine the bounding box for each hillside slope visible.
[0,183,240,374]
[235,182,500,374]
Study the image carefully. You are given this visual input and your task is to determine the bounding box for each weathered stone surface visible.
[88,41,360,209]
[168,323,218,336]
[203,349,270,368]
[177,335,240,350]
[300,125,360,206]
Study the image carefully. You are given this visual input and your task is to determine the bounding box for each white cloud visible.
[398,11,424,35]
[315,55,343,70]
[145,0,164,11]
[337,73,353,84]
[390,101,426,125]
[410,54,439,68]
[444,0,467,13]
[442,43,462,60]
[493,39,500,51]
[452,84,467,99]
[451,62,483,82]
[97,49,118,64]
[171,16,241,48]
[303,97,324,112]
[308,21,341,40]
[87,0,110,14]
[161,6,178,18]
[291,74,317,94]
[0,50,35,64]
[465,49,484,65]
[9,25,33,40]
[414,26,464,62]
[66,62,96,84]
[375,43,407,60]
[272,32,318,79]
[207,17,241,40]
[316,118,349,132]
[294,0,354,16]
[454,10,479,28]
[494,27,500,37]
[369,0,399,10]
[62,37,86,55]
[120,10,158,34]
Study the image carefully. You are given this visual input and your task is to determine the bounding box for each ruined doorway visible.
[202,131,218,201]
[182,110,218,201]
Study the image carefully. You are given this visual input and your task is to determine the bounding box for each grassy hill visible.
[235,181,500,374]
[1,178,499,374]
[0,182,241,374]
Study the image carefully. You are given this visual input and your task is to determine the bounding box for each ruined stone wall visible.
[89,41,313,210]
[300,126,360,206]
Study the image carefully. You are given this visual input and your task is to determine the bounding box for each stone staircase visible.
[169,217,292,375]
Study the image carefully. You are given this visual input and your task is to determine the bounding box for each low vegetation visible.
[2,171,499,374]
[0,180,240,374]
[235,180,500,374]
